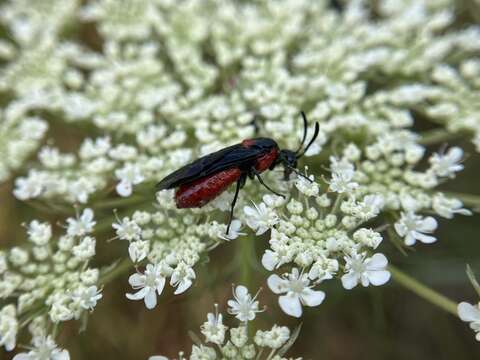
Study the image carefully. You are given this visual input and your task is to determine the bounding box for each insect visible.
[156,112,319,234]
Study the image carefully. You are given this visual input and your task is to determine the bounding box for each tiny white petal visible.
[262,250,278,271]
[267,274,285,294]
[128,273,144,287]
[366,270,391,286]
[367,253,388,269]
[174,279,192,295]
[235,285,248,298]
[126,287,148,301]
[156,277,166,294]
[279,294,302,318]
[116,181,132,197]
[341,272,359,290]
[144,289,158,309]
[458,302,480,322]
[301,289,326,307]
[414,232,437,244]
[419,216,438,232]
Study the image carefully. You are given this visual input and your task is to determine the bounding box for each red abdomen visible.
[175,168,242,208]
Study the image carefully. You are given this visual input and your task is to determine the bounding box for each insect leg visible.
[250,114,260,135]
[252,169,285,198]
[226,173,247,234]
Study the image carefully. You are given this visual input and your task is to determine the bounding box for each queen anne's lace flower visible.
[201,304,227,345]
[268,268,325,318]
[341,253,391,290]
[13,336,69,360]
[112,217,142,241]
[227,285,263,322]
[458,302,480,341]
[170,262,196,295]
[72,285,103,312]
[329,169,359,193]
[27,220,52,246]
[432,194,472,219]
[66,208,96,237]
[394,212,438,246]
[115,163,145,197]
[0,0,478,356]
[243,202,279,235]
[0,208,101,352]
[254,325,290,349]
[126,263,167,309]
[150,284,301,359]
[429,147,464,178]
[128,240,150,263]
[0,305,18,351]
[218,220,245,241]
[13,171,45,200]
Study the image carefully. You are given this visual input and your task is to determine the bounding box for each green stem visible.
[389,265,458,316]
[419,128,466,146]
[386,228,408,256]
[93,195,149,210]
[19,306,48,327]
[237,236,257,336]
[331,193,344,215]
[265,348,277,360]
[238,237,254,289]
[99,258,133,285]
[466,265,480,298]
[255,348,264,360]
[26,200,73,215]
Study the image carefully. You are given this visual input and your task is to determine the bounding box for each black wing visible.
[156,143,266,190]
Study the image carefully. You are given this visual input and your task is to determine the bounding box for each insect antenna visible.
[287,166,314,183]
[295,111,309,155]
[297,121,320,159]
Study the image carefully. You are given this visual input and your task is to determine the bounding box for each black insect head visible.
[277,112,320,180]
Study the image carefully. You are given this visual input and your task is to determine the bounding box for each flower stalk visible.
[237,236,255,295]
[419,128,465,146]
[99,258,132,285]
[389,265,458,316]
[93,195,150,210]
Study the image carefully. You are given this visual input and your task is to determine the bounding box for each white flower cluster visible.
[345,134,471,245]
[12,335,70,360]
[384,62,480,151]
[0,0,478,354]
[0,104,48,183]
[1,0,477,202]
[241,149,470,317]
[0,0,79,48]
[458,302,480,341]
[0,208,102,354]
[241,169,391,317]
[116,190,251,309]
[149,285,300,360]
